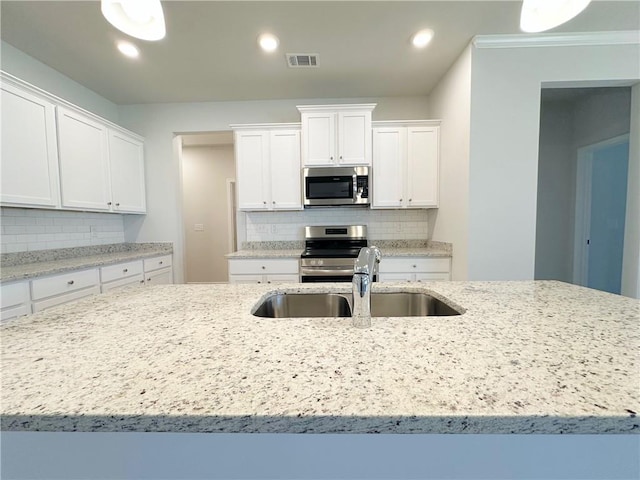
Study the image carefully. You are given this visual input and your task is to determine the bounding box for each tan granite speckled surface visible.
[0,243,172,283]
[1,281,638,434]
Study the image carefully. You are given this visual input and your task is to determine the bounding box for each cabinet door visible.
[1,84,60,208]
[372,127,404,208]
[378,272,414,282]
[407,126,439,208]
[270,130,302,210]
[338,110,371,165]
[146,267,173,285]
[301,112,336,166]
[57,107,111,211]
[108,130,146,213]
[235,131,269,210]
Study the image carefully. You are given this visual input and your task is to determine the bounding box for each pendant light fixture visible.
[101,0,166,41]
[520,0,591,33]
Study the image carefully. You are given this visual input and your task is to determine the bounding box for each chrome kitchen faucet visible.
[352,246,381,328]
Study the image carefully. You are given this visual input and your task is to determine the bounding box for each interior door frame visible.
[573,133,630,286]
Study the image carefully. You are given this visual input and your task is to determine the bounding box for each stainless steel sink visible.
[253,292,462,318]
[370,292,461,317]
[252,293,352,318]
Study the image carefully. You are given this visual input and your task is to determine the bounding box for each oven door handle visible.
[300,266,354,276]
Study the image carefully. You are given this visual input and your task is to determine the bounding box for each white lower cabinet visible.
[1,281,32,323]
[378,257,451,282]
[100,260,144,292]
[144,254,173,285]
[228,258,299,284]
[31,268,101,313]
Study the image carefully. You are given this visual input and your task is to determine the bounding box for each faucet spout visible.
[352,246,381,328]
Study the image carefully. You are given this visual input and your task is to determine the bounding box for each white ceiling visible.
[1,1,638,105]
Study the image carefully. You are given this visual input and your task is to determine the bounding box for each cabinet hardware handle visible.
[116,203,120,207]
[257,281,262,284]
[272,201,276,204]
[67,280,74,285]
[261,266,266,270]
[267,281,271,284]
[409,198,412,202]
[263,201,267,205]
[147,278,151,282]
[330,156,334,160]
[412,265,417,268]
[107,202,112,206]
[159,261,163,265]
[140,280,145,283]
[123,268,128,273]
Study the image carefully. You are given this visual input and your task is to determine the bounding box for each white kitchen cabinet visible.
[0,82,60,208]
[57,106,112,211]
[0,72,146,215]
[143,254,173,285]
[228,258,299,284]
[372,121,440,209]
[233,124,302,211]
[100,260,144,292]
[1,281,31,323]
[298,104,375,166]
[378,257,451,282]
[31,268,101,313]
[108,130,146,213]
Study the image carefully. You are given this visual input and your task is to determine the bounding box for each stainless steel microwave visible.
[303,166,370,207]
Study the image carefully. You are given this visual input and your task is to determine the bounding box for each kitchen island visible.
[2,280,638,435]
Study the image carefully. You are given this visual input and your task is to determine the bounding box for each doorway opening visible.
[534,86,633,295]
[179,131,236,283]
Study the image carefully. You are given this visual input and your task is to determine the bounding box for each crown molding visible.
[473,31,640,49]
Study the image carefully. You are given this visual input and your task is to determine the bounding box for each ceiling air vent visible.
[286,53,319,68]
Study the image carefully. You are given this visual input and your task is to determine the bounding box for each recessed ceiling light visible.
[412,29,435,48]
[520,0,591,33]
[101,0,166,41]
[117,41,140,58]
[258,33,279,52]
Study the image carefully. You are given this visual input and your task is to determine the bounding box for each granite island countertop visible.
[1,281,638,434]
[0,243,173,283]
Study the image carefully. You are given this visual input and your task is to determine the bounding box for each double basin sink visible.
[253,292,462,318]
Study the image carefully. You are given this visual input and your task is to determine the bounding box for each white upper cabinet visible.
[1,82,60,208]
[298,104,375,166]
[108,130,146,213]
[57,107,111,211]
[372,121,440,209]
[233,124,302,211]
[0,72,146,215]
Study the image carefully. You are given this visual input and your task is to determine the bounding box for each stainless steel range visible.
[300,225,369,282]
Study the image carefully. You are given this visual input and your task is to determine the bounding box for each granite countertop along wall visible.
[0,243,173,283]
[226,240,452,259]
[1,280,638,434]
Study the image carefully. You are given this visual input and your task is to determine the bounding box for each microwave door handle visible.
[353,173,358,202]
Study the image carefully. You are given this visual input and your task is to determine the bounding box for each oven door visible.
[300,262,354,283]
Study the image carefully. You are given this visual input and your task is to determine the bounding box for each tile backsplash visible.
[0,207,125,253]
[245,208,431,242]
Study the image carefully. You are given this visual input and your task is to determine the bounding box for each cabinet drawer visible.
[31,269,99,300]
[379,257,450,274]
[144,255,172,272]
[228,259,299,275]
[1,281,30,308]
[100,260,143,283]
[32,285,100,313]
